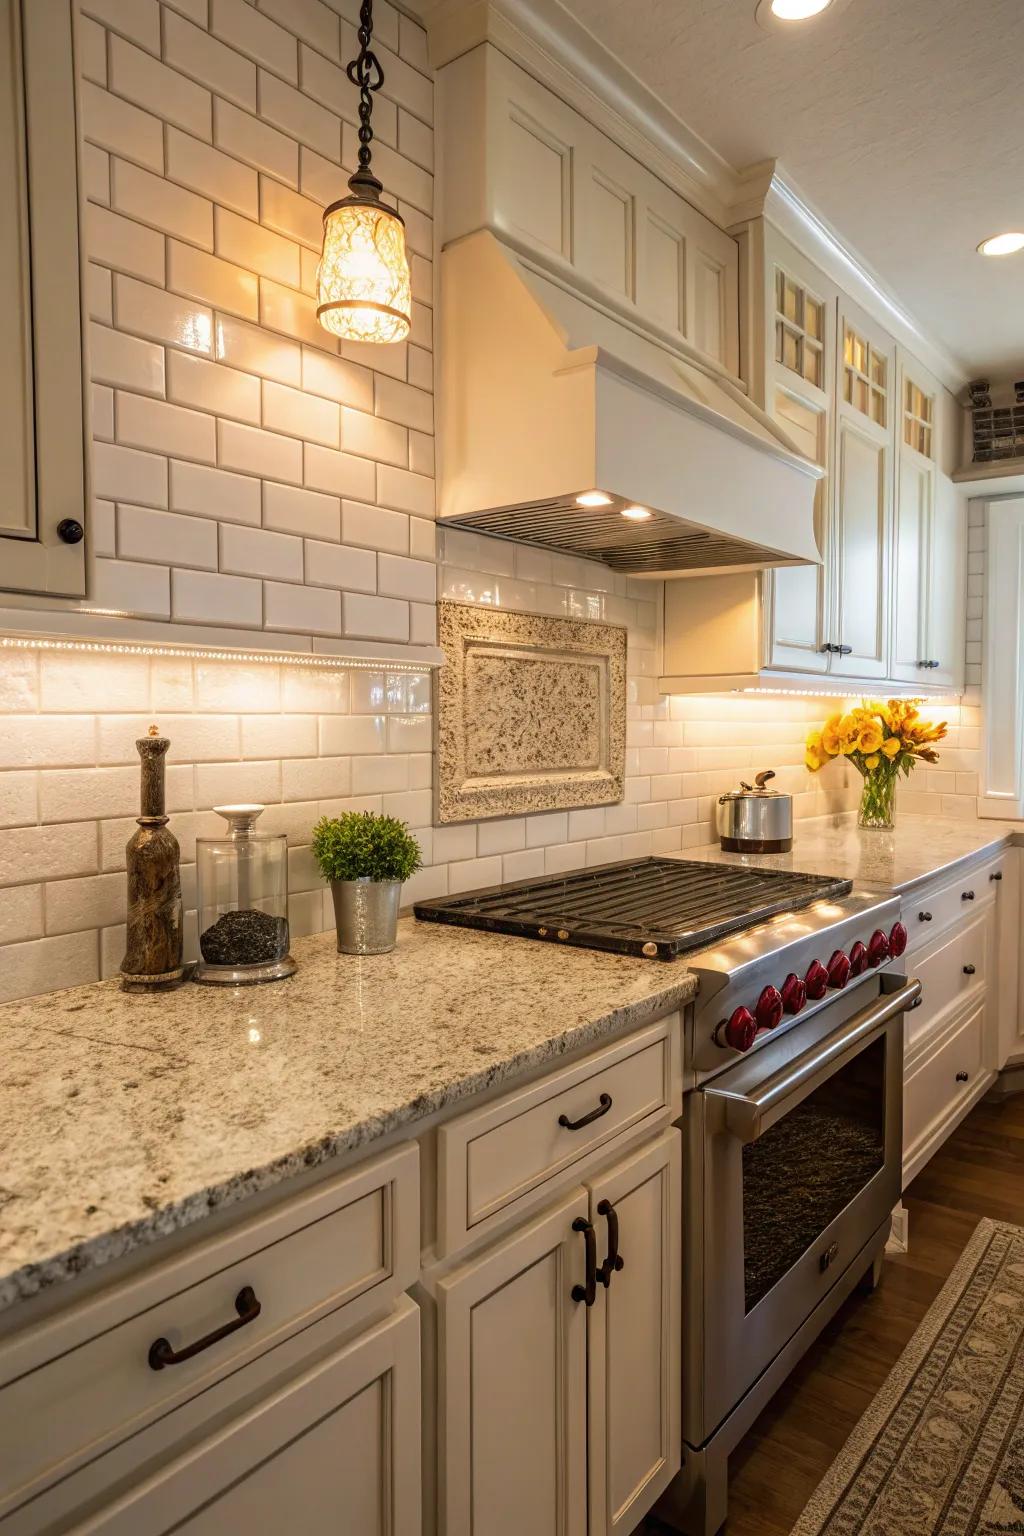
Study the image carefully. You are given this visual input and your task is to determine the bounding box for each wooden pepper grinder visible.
[120,726,184,991]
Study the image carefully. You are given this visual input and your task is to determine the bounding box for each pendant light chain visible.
[347,0,384,182]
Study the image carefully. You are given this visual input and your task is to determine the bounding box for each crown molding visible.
[420,0,740,229]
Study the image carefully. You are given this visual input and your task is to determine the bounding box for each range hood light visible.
[576,490,613,507]
[621,505,653,521]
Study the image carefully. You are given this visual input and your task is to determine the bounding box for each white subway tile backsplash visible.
[93,442,169,506]
[259,178,322,247]
[118,503,219,569]
[242,714,318,759]
[81,81,164,172]
[111,158,214,248]
[304,444,376,500]
[164,12,258,110]
[259,278,326,349]
[341,407,407,466]
[214,99,299,187]
[109,35,212,140]
[117,391,217,463]
[342,498,407,552]
[170,458,262,525]
[167,350,262,423]
[264,380,339,446]
[221,523,303,580]
[215,208,301,287]
[377,553,435,602]
[82,0,160,51]
[258,70,340,159]
[342,592,410,641]
[0,933,99,1006]
[196,758,281,808]
[376,463,434,516]
[114,275,214,355]
[216,313,301,384]
[260,0,339,59]
[0,882,44,944]
[168,241,260,321]
[303,539,376,591]
[264,482,341,540]
[88,205,165,284]
[211,0,298,83]
[0,772,38,831]
[90,323,165,396]
[218,418,303,482]
[265,581,341,633]
[172,567,263,626]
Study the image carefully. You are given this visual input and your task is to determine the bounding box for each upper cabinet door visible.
[585,1132,681,1536]
[891,351,937,683]
[0,0,87,598]
[763,234,838,675]
[830,298,896,680]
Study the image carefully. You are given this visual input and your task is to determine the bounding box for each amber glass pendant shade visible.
[316,192,411,344]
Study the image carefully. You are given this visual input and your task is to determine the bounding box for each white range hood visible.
[437,230,825,577]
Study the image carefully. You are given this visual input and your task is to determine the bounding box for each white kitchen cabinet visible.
[992,848,1022,1066]
[67,1300,421,1536]
[891,351,966,688]
[437,1185,590,1536]
[0,0,88,597]
[829,297,896,680]
[585,1133,681,1536]
[436,1132,681,1536]
[762,232,838,676]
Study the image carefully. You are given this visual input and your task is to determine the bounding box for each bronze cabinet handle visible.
[571,1218,597,1306]
[148,1286,261,1371]
[597,1198,625,1287]
[956,1071,970,1082]
[559,1092,612,1131]
[919,911,932,922]
[963,964,977,975]
[991,871,1003,881]
[962,890,975,901]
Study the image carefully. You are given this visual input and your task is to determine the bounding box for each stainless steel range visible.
[416,857,921,1536]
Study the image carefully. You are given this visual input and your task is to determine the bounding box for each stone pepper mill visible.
[120,726,184,991]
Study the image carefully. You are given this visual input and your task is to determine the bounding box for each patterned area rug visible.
[793,1219,1024,1535]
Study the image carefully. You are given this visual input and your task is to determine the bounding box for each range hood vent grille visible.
[446,498,783,574]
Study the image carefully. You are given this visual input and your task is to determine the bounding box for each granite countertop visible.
[0,920,698,1316]
[686,813,1023,896]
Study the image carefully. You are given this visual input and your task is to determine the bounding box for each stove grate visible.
[413,857,852,960]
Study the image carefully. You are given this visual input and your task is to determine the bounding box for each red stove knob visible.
[718,1006,757,1052]
[755,985,784,1032]
[848,940,868,977]
[827,949,851,989]
[805,959,829,1000]
[889,921,908,958]
[868,929,890,967]
[781,973,807,1015]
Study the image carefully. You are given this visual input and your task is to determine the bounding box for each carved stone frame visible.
[434,600,627,824]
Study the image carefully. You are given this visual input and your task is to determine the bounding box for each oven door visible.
[685,971,920,1445]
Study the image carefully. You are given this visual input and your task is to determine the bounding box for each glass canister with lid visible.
[195,805,297,985]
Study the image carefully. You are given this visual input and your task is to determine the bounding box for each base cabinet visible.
[65,1302,421,1536]
[437,1132,681,1536]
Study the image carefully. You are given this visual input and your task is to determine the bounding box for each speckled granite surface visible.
[0,920,696,1315]
[686,813,1024,896]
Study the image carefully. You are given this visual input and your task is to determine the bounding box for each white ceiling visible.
[562,0,1024,381]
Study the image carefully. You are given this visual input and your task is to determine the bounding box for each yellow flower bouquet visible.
[805,700,948,829]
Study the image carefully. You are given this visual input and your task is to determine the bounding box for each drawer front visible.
[905,866,996,953]
[906,909,991,1053]
[0,1143,418,1520]
[904,1002,984,1171]
[438,1016,678,1256]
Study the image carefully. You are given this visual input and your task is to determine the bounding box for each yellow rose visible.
[881,737,901,759]
[864,754,880,770]
[836,714,862,754]
[821,722,843,756]
[805,747,824,772]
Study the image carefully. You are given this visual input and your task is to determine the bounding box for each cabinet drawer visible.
[438,1016,678,1256]
[906,909,991,1053]
[905,867,995,953]
[0,1143,418,1520]
[904,1002,984,1175]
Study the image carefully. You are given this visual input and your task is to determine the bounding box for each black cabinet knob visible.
[57,518,84,545]
[963,964,976,975]
[919,911,932,922]
[956,1071,970,1083]
[991,871,1003,881]
[962,890,975,901]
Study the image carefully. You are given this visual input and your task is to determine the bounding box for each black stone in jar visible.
[199,909,290,966]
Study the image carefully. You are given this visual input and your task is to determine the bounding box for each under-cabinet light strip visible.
[730,686,962,701]
[0,634,436,673]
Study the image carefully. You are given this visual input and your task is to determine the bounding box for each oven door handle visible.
[703,974,921,1145]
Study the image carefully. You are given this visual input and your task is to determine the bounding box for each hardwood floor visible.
[650,1088,1024,1536]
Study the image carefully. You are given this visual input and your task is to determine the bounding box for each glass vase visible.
[857,769,898,830]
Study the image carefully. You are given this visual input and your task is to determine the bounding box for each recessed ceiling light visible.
[755,0,850,27]
[576,490,613,507]
[620,505,653,521]
[978,232,1024,257]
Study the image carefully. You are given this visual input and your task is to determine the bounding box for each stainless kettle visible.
[717,770,793,853]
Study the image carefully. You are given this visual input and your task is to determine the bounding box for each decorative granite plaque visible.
[435,601,627,824]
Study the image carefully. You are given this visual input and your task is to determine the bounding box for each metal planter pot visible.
[330,877,402,955]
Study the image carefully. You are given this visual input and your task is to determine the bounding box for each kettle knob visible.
[754,770,776,789]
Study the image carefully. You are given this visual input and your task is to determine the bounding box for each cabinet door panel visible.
[586,1132,681,1536]
[76,1301,421,1536]
[438,1187,589,1536]
[891,451,932,681]
[927,467,965,688]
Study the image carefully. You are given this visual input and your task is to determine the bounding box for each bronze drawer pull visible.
[597,1198,625,1287]
[962,890,975,901]
[956,1071,970,1083]
[571,1218,597,1306]
[148,1286,261,1371]
[919,911,932,922]
[559,1092,612,1131]
[991,871,1003,881]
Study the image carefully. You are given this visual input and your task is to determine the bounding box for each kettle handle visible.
[754,770,776,789]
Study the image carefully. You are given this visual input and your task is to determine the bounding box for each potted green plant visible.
[311,811,422,955]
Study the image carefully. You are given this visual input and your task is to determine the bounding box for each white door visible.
[585,1132,681,1536]
[74,1301,422,1535]
[830,298,896,680]
[763,235,837,675]
[437,1186,589,1536]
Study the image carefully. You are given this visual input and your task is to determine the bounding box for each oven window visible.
[742,1035,886,1312]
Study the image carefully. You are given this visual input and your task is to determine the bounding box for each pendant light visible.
[316,0,412,344]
